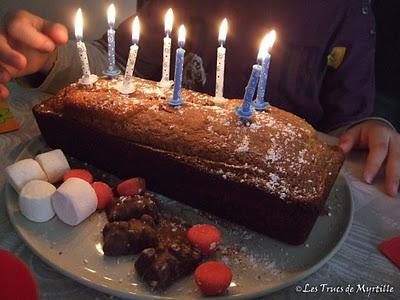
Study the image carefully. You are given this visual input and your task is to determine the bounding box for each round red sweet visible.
[0,248,39,300]
[195,261,232,296]
[116,177,146,196]
[63,169,93,183]
[187,224,221,255]
[92,181,113,209]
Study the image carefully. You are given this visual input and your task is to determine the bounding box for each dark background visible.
[373,0,400,131]
[137,0,400,131]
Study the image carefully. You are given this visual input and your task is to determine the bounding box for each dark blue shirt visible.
[105,0,376,132]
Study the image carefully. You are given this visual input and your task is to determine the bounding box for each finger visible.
[0,84,9,98]
[0,59,23,77]
[363,135,389,184]
[0,35,26,70]
[339,126,361,153]
[0,69,11,83]
[43,22,68,45]
[385,135,400,197]
[7,18,55,52]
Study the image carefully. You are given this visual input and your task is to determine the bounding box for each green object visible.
[0,107,13,124]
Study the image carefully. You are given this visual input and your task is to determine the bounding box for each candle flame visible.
[132,16,140,44]
[218,18,228,45]
[178,25,186,48]
[257,30,276,62]
[265,30,276,51]
[164,8,173,35]
[75,8,83,41]
[107,4,116,28]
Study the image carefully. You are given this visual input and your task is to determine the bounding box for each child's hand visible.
[0,10,68,97]
[339,120,400,197]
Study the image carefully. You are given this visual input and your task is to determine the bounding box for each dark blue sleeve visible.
[319,0,376,131]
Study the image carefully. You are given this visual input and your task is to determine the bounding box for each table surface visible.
[1,82,399,300]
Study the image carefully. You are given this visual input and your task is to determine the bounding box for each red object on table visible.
[92,181,113,209]
[378,236,400,268]
[63,169,94,183]
[195,261,232,296]
[0,248,39,300]
[116,177,146,196]
[187,224,221,255]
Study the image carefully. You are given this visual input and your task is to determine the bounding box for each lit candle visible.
[75,8,97,85]
[117,16,140,95]
[168,25,186,107]
[215,18,228,99]
[254,30,276,111]
[158,8,174,88]
[235,38,267,120]
[103,4,121,77]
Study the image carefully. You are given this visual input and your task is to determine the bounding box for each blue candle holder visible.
[103,67,121,78]
[235,103,254,119]
[235,63,261,120]
[168,47,185,107]
[253,99,268,111]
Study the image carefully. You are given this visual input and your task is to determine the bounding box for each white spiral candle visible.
[122,44,139,90]
[214,18,228,100]
[77,41,91,80]
[215,45,226,98]
[75,8,97,85]
[158,8,174,88]
[117,16,140,94]
[161,36,172,83]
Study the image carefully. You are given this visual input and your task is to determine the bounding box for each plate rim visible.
[4,137,354,300]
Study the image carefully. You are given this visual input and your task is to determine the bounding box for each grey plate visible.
[5,137,353,299]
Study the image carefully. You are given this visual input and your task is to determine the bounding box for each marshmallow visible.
[19,180,56,222]
[52,178,98,226]
[5,159,48,192]
[35,149,70,183]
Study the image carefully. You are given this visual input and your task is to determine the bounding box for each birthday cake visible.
[32,77,344,245]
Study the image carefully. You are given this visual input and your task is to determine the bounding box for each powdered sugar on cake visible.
[56,77,340,202]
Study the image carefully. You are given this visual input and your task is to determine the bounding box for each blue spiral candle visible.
[253,53,270,111]
[168,25,186,107]
[103,4,120,78]
[235,63,262,119]
[254,30,276,111]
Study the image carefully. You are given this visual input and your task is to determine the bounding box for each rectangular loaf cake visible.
[33,77,344,245]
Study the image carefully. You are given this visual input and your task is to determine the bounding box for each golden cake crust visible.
[35,77,344,210]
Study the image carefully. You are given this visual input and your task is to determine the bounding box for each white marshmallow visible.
[35,149,70,183]
[19,180,56,222]
[5,159,48,192]
[52,178,98,226]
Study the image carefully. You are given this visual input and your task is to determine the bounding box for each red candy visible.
[378,236,400,268]
[116,177,146,196]
[187,224,221,255]
[0,248,39,300]
[195,261,232,296]
[63,169,93,183]
[92,181,113,209]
